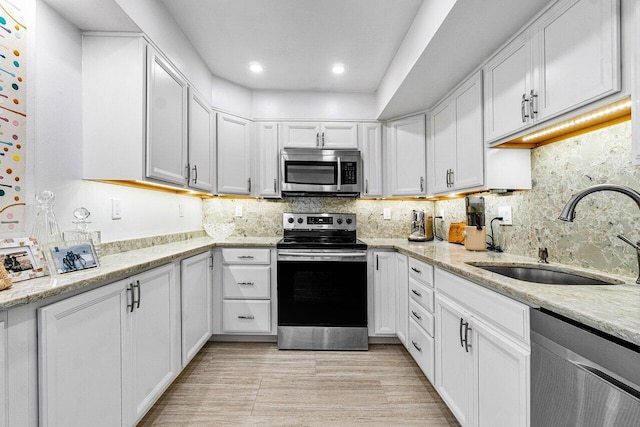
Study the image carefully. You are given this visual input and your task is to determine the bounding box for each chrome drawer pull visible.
[238,315,255,320]
[411,310,421,320]
[237,255,254,259]
[411,289,422,297]
[237,282,255,286]
[411,267,421,274]
[412,341,422,352]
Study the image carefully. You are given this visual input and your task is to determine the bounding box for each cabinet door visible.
[188,89,215,192]
[217,113,252,195]
[435,294,472,426]
[472,317,529,427]
[453,72,484,191]
[321,122,358,148]
[430,100,454,194]
[146,47,188,185]
[371,252,396,336]
[129,264,180,424]
[395,253,409,347]
[483,32,533,143]
[534,0,620,120]
[361,123,383,197]
[388,114,427,196]
[280,122,321,148]
[256,122,280,197]
[181,252,213,367]
[38,281,128,427]
[0,312,6,427]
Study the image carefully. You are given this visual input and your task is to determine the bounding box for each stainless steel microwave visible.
[280,149,361,197]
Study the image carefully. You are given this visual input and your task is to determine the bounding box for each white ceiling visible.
[159,0,423,93]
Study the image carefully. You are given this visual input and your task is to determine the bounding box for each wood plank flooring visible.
[139,342,460,426]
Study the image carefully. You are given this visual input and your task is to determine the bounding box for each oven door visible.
[277,249,367,328]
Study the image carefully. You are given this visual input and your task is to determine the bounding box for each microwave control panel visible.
[341,162,358,184]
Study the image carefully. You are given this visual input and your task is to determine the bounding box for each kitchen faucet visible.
[558,184,640,284]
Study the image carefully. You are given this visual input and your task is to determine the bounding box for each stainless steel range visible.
[277,213,368,350]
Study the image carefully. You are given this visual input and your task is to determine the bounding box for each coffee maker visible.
[408,210,434,242]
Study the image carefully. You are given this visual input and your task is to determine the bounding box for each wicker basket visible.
[0,262,12,291]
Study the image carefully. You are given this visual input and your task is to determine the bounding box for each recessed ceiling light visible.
[249,62,264,73]
[332,63,345,74]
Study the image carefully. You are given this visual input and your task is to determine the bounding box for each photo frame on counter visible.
[48,240,99,275]
[0,237,47,282]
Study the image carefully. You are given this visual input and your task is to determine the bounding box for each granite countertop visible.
[364,238,640,347]
[2,235,638,347]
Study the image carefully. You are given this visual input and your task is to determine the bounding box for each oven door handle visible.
[278,252,366,262]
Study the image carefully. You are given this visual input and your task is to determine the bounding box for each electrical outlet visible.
[383,208,391,220]
[235,205,243,217]
[111,199,122,220]
[178,204,184,218]
[498,206,513,225]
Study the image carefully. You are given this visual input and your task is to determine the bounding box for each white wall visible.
[252,90,377,121]
[19,0,203,243]
[114,0,253,118]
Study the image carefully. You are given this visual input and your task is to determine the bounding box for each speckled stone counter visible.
[364,238,640,347]
[0,236,280,311]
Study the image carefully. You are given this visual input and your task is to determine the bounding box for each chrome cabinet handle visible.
[411,289,421,297]
[450,169,454,187]
[529,89,538,118]
[192,164,198,184]
[238,255,254,259]
[459,318,465,348]
[127,283,134,313]
[411,310,421,320]
[316,132,320,147]
[376,254,379,271]
[463,322,472,352]
[411,267,421,274]
[521,93,529,122]
[273,178,277,193]
[185,164,190,182]
[446,170,450,187]
[134,280,141,309]
[209,254,214,270]
[237,282,255,286]
[238,315,255,320]
[321,132,325,146]
[247,177,251,192]
[412,341,422,352]
[365,179,369,194]
[420,176,424,192]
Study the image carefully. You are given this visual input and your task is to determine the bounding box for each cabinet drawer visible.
[222,300,271,333]
[223,266,270,299]
[409,258,433,287]
[435,267,529,342]
[409,299,434,337]
[409,278,434,312]
[409,318,435,383]
[222,248,270,264]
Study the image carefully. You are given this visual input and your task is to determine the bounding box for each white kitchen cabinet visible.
[187,89,216,192]
[39,280,128,427]
[360,123,383,197]
[370,251,396,336]
[434,267,530,427]
[407,257,436,383]
[255,122,280,197]
[129,264,181,424]
[146,46,188,186]
[38,263,181,427]
[387,114,427,196]
[180,252,213,367]
[430,72,484,195]
[280,122,358,149]
[395,253,408,347]
[484,0,620,144]
[217,112,253,195]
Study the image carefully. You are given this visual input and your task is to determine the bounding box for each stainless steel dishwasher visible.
[531,308,640,426]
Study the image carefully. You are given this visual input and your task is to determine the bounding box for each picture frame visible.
[48,240,100,275]
[0,237,47,282]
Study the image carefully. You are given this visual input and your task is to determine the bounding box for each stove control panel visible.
[282,213,357,231]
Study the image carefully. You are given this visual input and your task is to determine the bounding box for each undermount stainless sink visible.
[466,263,624,286]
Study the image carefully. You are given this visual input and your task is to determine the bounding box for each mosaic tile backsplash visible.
[203,121,638,279]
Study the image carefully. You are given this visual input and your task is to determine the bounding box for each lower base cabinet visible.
[408,318,435,382]
[38,263,181,427]
[180,252,213,366]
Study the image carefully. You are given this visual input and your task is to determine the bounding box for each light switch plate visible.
[178,204,184,218]
[498,206,512,225]
[383,208,391,220]
[111,199,122,220]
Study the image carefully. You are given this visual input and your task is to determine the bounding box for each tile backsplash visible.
[203,121,638,279]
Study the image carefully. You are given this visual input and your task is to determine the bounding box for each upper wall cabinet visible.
[280,122,358,149]
[217,113,253,195]
[429,71,484,195]
[484,0,620,144]
[82,34,216,193]
[387,114,427,197]
[360,123,383,197]
[255,122,280,198]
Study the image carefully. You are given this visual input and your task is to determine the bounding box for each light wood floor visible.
[139,342,460,426]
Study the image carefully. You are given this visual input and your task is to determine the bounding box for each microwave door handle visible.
[337,157,341,191]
